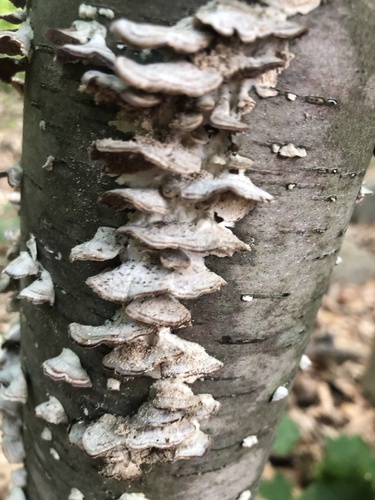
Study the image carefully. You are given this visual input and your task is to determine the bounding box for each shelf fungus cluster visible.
[3,234,55,306]
[0,233,54,498]
[0,0,30,94]
[0,323,27,500]
[44,0,320,485]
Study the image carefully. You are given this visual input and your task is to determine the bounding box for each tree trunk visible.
[3,0,375,499]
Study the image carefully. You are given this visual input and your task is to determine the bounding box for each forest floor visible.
[0,86,375,499]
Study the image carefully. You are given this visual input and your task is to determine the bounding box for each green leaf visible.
[299,436,375,500]
[300,480,374,500]
[272,414,301,456]
[318,436,375,488]
[259,473,293,500]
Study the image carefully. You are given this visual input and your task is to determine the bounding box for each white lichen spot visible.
[41,427,52,441]
[335,256,343,265]
[272,386,289,402]
[79,4,97,19]
[356,185,373,203]
[69,488,85,500]
[241,295,253,302]
[50,448,60,460]
[299,354,312,371]
[39,120,46,130]
[118,494,150,500]
[98,8,115,19]
[278,144,307,158]
[106,378,121,391]
[242,435,258,448]
[42,155,55,171]
[286,92,297,101]
[237,490,252,500]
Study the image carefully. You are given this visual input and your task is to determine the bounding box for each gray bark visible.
[19,0,375,499]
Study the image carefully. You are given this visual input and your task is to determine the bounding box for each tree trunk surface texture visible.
[20,1,375,499]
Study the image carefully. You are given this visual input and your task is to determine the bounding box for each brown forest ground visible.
[1,87,375,499]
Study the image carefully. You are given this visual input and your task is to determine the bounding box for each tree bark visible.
[17,0,375,499]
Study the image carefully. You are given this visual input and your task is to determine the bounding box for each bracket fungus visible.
[111,18,213,54]
[3,251,38,279]
[42,348,92,388]
[3,367,27,404]
[46,20,106,46]
[46,21,115,67]
[11,467,27,488]
[125,296,191,328]
[70,227,125,262]
[35,396,68,425]
[41,0,321,482]
[87,258,226,302]
[0,21,33,57]
[55,31,115,67]
[103,329,223,380]
[210,84,249,131]
[119,219,249,256]
[0,10,27,24]
[2,434,25,463]
[0,323,26,489]
[115,57,223,97]
[69,311,156,347]
[195,1,306,43]
[99,188,170,215]
[266,0,321,16]
[179,173,274,203]
[92,137,202,176]
[18,268,55,305]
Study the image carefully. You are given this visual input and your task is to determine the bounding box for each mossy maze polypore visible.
[41,0,320,486]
